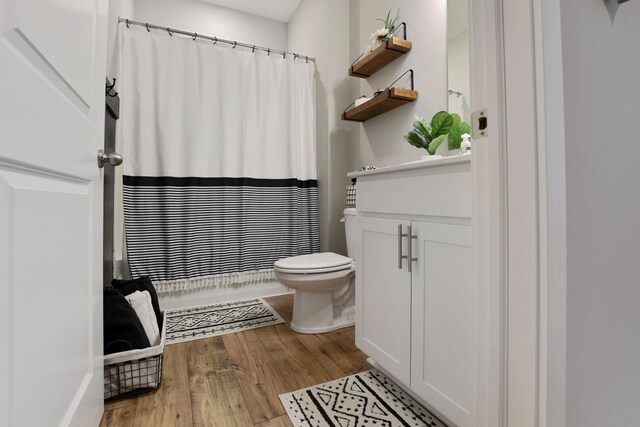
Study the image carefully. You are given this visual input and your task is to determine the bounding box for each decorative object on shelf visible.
[369,9,401,48]
[342,70,418,122]
[354,95,371,107]
[404,112,471,154]
[460,133,472,154]
[350,22,411,78]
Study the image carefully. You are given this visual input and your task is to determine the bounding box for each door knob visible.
[97,149,123,168]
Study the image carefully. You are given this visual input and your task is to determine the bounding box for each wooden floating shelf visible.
[349,37,413,78]
[342,87,419,122]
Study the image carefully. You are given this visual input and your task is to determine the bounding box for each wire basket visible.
[104,313,166,401]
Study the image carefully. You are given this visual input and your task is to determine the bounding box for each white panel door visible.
[355,217,412,386]
[0,0,107,426]
[410,221,473,427]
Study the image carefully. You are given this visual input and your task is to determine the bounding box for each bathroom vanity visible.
[350,156,473,427]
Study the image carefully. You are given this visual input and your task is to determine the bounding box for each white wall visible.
[107,0,288,78]
[288,0,449,254]
[131,0,288,50]
[560,1,640,425]
[348,0,448,169]
[447,31,470,122]
[289,0,352,255]
[106,0,133,78]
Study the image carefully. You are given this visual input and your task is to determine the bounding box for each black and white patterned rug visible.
[280,369,446,427]
[165,298,284,344]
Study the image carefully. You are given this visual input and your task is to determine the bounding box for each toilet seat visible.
[274,253,353,274]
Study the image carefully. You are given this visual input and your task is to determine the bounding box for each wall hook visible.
[106,78,118,97]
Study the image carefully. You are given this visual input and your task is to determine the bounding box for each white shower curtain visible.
[118,25,319,293]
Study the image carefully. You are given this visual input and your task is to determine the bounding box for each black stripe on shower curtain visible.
[123,175,320,283]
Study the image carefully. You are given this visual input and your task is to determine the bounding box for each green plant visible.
[404,112,470,154]
[448,113,471,150]
[375,9,400,33]
[404,112,452,155]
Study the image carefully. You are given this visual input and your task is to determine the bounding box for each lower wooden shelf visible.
[342,87,419,122]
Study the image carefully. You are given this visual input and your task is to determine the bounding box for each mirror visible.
[447,0,471,123]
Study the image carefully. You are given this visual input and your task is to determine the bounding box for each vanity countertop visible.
[347,154,471,178]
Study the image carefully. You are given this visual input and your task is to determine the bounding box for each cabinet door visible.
[410,222,473,427]
[355,217,412,385]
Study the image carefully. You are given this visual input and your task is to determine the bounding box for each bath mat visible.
[279,369,446,427]
[165,298,284,344]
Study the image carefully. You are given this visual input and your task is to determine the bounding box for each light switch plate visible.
[471,108,489,139]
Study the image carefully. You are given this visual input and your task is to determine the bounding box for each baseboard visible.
[158,280,294,310]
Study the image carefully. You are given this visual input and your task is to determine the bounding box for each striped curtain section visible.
[123,177,319,291]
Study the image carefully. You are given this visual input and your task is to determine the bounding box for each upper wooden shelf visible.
[349,37,412,78]
[342,87,418,122]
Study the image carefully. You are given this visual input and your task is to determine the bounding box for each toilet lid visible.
[274,252,353,272]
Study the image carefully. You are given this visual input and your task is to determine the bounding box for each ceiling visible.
[197,0,303,22]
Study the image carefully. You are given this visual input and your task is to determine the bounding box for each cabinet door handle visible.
[398,224,408,269]
[407,225,418,273]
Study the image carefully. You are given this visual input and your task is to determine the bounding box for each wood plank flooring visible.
[100,294,371,427]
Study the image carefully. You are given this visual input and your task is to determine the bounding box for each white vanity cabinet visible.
[356,217,412,384]
[351,157,473,427]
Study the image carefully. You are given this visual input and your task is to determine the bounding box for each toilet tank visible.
[343,208,358,258]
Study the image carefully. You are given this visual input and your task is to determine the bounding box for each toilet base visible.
[290,289,355,334]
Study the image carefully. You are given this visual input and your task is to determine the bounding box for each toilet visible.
[274,208,358,334]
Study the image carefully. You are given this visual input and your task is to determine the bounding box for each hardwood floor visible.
[100,294,371,427]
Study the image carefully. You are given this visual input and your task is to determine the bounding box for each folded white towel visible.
[125,290,160,346]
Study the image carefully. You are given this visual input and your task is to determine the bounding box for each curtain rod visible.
[119,18,316,63]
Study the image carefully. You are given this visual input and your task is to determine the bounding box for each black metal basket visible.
[104,313,166,401]
[104,353,164,401]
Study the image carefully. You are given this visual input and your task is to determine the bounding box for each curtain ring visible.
[126,19,130,28]
[306,56,309,63]
[283,51,286,58]
[233,41,237,48]
[267,49,270,56]
[294,53,298,60]
[252,45,255,53]
[167,28,172,36]
[213,37,217,44]
[193,33,197,40]
[145,23,150,32]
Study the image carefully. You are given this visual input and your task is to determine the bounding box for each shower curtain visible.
[119,26,319,293]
